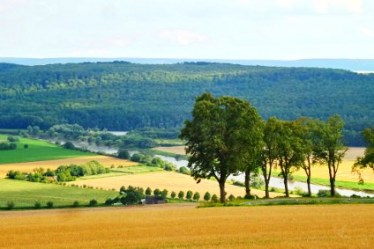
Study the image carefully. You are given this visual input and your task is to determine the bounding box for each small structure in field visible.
[145,196,166,204]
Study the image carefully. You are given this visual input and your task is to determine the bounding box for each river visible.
[155,155,374,198]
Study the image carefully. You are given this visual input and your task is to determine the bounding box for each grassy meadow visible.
[0,179,117,209]
[0,135,93,164]
[0,204,373,248]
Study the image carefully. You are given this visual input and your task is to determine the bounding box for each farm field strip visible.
[71,171,281,198]
[0,204,373,248]
[0,156,137,177]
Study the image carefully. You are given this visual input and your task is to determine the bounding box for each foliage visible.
[0,62,372,146]
[193,192,200,201]
[355,126,374,170]
[186,190,193,200]
[89,199,98,206]
[117,149,130,159]
[0,142,17,150]
[170,191,176,199]
[145,187,152,195]
[204,192,211,201]
[180,93,263,203]
[178,191,184,200]
[119,186,144,205]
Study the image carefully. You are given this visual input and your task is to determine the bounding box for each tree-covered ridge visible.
[0,61,373,146]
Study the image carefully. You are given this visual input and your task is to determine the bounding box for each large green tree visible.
[314,115,347,197]
[180,93,263,203]
[355,126,374,170]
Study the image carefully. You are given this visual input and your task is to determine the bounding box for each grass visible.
[0,204,373,248]
[0,135,93,164]
[0,179,117,209]
[111,165,163,174]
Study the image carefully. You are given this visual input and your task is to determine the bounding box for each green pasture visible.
[0,179,117,209]
[0,135,93,164]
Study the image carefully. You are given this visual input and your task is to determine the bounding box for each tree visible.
[203,192,211,201]
[145,187,152,195]
[186,190,193,200]
[314,115,347,197]
[170,191,176,199]
[118,149,130,159]
[178,191,184,200]
[180,93,263,203]
[355,126,374,170]
[193,192,200,201]
[260,117,280,198]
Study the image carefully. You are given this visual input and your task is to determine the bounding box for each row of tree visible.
[180,93,357,203]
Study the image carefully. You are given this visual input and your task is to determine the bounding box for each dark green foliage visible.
[228,194,235,201]
[0,62,372,146]
[72,201,80,207]
[7,136,19,142]
[178,191,184,200]
[23,144,29,149]
[161,189,168,199]
[145,187,152,196]
[0,142,17,150]
[211,194,218,203]
[62,141,75,150]
[7,201,15,210]
[120,186,144,205]
[178,166,190,175]
[170,191,176,199]
[46,201,54,208]
[89,199,98,206]
[153,188,161,197]
[7,170,26,180]
[355,126,374,170]
[117,149,130,159]
[186,190,193,200]
[34,201,41,209]
[193,192,200,201]
[204,192,211,201]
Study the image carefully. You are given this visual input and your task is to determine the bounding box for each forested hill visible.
[0,61,373,146]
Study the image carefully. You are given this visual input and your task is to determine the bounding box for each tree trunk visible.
[219,181,226,203]
[284,175,289,197]
[245,168,251,197]
[306,175,311,197]
[330,177,336,197]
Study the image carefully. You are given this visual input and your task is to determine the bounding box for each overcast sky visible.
[0,0,373,59]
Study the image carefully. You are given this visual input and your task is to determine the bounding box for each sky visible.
[0,0,373,60]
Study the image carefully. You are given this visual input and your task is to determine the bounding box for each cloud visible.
[0,0,27,12]
[359,27,374,38]
[276,0,296,9]
[313,0,363,14]
[158,29,208,46]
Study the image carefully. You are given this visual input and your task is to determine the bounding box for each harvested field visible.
[72,171,280,198]
[0,156,137,177]
[0,204,373,248]
[154,146,186,155]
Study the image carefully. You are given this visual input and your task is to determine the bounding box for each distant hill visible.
[1,57,374,72]
[0,61,373,146]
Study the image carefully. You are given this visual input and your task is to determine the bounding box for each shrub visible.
[105,198,114,205]
[170,191,176,199]
[178,191,185,200]
[161,189,168,199]
[204,192,211,201]
[46,201,54,208]
[193,192,200,201]
[153,188,161,197]
[211,194,218,203]
[178,166,190,175]
[89,199,98,207]
[72,201,80,207]
[120,186,144,205]
[145,187,152,195]
[117,149,130,159]
[63,141,76,150]
[228,194,235,201]
[24,144,29,149]
[6,201,15,210]
[186,190,193,200]
[34,201,42,209]
[7,136,19,142]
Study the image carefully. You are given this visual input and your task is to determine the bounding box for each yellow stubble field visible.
[0,204,373,249]
[71,171,281,198]
[0,156,137,177]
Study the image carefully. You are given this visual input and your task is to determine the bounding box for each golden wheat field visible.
[154,146,186,155]
[0,156,137,177]
[0,204,373,249]
[71,171,281,198]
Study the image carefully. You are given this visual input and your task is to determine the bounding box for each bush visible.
[34,201,42,209]
[193,192,200,201]
[63,141,76,150]
[24,144,29,149]
[7,136,19,142]
[120,186,144,205]
[105,198,114,205]
[6,201,15,210]
[153,188,161,196]
[228,194,235,201]
[211,194,218,203]
[186,190,193,200]
[0,142,17,150]
[170,191,176,199]
[145,187,152,195]
[161,189,168,199]
[178,166,190,175]
[204,192,211,201]
[117,149,130,159]
[72,201,80,207]
[178,191,185,200]
[89,199,98,206]
[46,201,54,208]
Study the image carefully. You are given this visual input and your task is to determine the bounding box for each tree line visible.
[180,93,373,203]
[0,62,373,146]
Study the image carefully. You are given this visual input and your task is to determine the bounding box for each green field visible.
[0,135,93,164]
[0,179,117,209]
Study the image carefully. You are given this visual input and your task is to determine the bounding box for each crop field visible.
[154,145,186,155]
[0,204,373,248]
[0,156,137,177]
[71,171,281,198]
[0,135,93,164]
[0,179,117,208]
